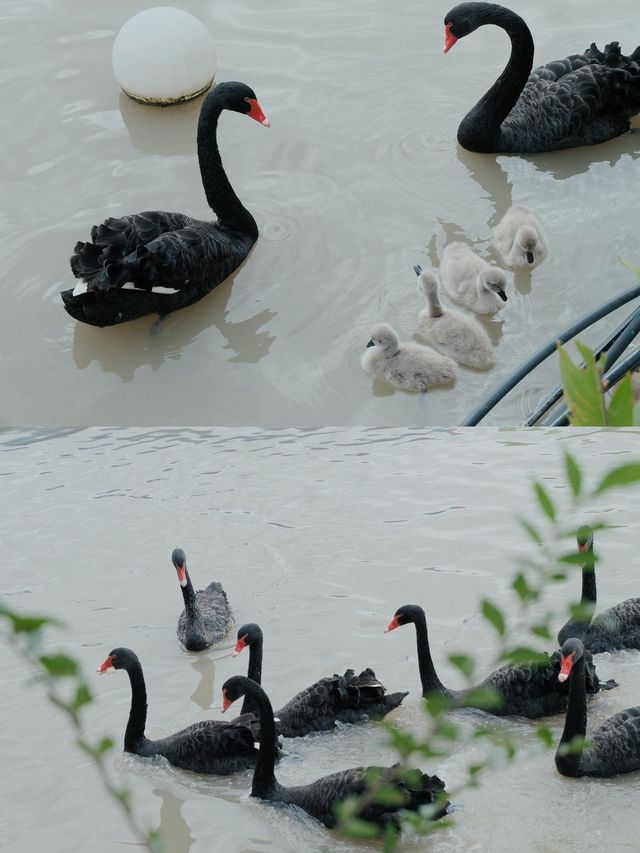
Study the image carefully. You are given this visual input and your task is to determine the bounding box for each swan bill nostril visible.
[444,23,457,53]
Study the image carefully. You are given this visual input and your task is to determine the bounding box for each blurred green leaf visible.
[340,817,381,840]
[536,725,554,747]
[98,737,114,754]
[40,654,79,678]
[517,517,543,546]
[433,719,460,741]
[481,599,506,637]
[558,551,594,567]
[501,646,551,667]
[72,683,93,711]
[607,374,633,427]
[558,341,606,426]
[534,482,556,522]
[463,686,502,710]
[371,784,407,807]
[530,624,552,641]
[448,654,475,680]
[564,452,582,498]
[424,692,454,718]
[593,463,640,495]
[512,573,537,602]
[385,726,420,757]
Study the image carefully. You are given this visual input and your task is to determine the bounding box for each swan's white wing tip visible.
[72,282,89,297]
[151,286,180,295]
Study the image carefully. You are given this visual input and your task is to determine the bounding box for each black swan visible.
[62,81,269,327]
[173,547,232,651]
[232,622,407,737]
[443,3,640,153]
[98,648,272,774]
[222,675,449,828]
[556,637,640,777]
[386,604,616,718]
[558,528,640,653]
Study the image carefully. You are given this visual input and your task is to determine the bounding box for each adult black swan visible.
[173,547,232,651]
[222,675,448,829]
[233,622,407,737]
[98,648,273,774]
[558,528,640,653]
[62,81,269,326]
[443,3,640,153]
[386,604,616,718]
[556,637,640,777]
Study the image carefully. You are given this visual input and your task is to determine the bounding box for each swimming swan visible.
[493,206,547,269]
[361,323,457,392]
[441,242,508,314]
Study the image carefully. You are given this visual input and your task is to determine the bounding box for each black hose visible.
[459,283,640,426]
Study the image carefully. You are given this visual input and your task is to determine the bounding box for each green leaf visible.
[72,683,93,711]
[448,654,475,680]
[501,646,551,667]
[593,463,640,495]
[385,726,419,757]
[39,654,79,678]
[534,482,556,522]
[371,784,407,807]
[558,342,606,426]
[433,719,461,741]
[97,736,114,754]
[481,599,506,636]
[340,818,380,840]
[535,725,554,747]
[6,614,55,634]
[564,452,582,498]
[463,686,502,710]
[558,551,594,567]
[512,573,537,602]
[517,517,543,546]
[607,373,633,426]
[424,692,454,718]
[530,624,552,641]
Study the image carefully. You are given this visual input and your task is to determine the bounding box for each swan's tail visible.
[586,41,640,116]
[364,764,449,828]
[69,244,160,297]
[342,668,408,717]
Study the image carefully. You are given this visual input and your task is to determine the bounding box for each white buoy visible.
[112,8,217,106]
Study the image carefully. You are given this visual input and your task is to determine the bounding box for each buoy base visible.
[120,77,214,106]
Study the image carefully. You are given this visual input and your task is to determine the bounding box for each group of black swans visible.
[63,3,640,327]
[99,531,640,833]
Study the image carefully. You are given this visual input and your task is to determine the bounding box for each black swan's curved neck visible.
[457,4,534,151]
[558,656,587,774]
[241,638,263,716]
[180,573,200,618]
[580,548,597,614]
[123,659,148,751]
[243,681,278,797]
[197,98,258,237]
[413,613,449,697]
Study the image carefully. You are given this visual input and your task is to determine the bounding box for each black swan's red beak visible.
[558,653,574,683]
[233,636,247,657]
[444,22,457,53]
[385,615,401,633]
[246,98,271,127]
[98,655,114,674]
[222,690,233,713]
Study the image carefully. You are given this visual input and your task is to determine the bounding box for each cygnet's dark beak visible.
[526,251,534,264]
[413,264,422,277]
[498,290,508,302]
[366,339,375,348]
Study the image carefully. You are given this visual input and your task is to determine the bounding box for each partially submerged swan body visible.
[386,604,616,718]
[361,323,457,392]
[493,206,548,270]
[414,265,495,369]
[62,82,270,326]
[556,638,640,777]
[557,529,640,654]
[173,548,232,651]
[222,675,449,829]
[440,242,508,314]
[444,3,640,154]
[98,648,269,775]
[233,622,407,737]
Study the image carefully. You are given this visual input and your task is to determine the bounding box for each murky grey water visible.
[2,427,640,852]
[1,0,639,425]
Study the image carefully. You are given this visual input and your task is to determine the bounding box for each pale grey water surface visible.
[2,427,640,852]
[1,1,640,425]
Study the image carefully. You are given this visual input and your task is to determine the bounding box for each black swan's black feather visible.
[445,3,640,153]
[222,676,448,828]
[100,648,274,775]
[234,623,407,737]
[62,82,267,326]
[173,548,232,652]
[388,604,616,719]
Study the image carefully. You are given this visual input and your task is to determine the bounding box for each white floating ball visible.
[112,7,217,105]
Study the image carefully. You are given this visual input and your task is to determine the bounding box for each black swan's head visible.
[210,81,270,126]
[558,638,585,682]
[221,675,258,712]
[98,647,138,673]
[385,604,425,632]
[444,3,500,52]
[577,526,594,554]
[172,547,188,587]
[233,623,263,656]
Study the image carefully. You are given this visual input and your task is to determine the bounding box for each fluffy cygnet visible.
[415,266,495,370]
[361,323,457,392]
[493,206,548,270]
[441,242,508,314]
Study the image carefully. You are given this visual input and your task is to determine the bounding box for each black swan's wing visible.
[504,43,640,151]
[275,669,407,738]
[586,598,640,652]
[284,764,448,829]
[149,718,258,775]
[583,707,640,776]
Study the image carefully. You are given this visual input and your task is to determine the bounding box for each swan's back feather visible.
[177,581,232,651]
